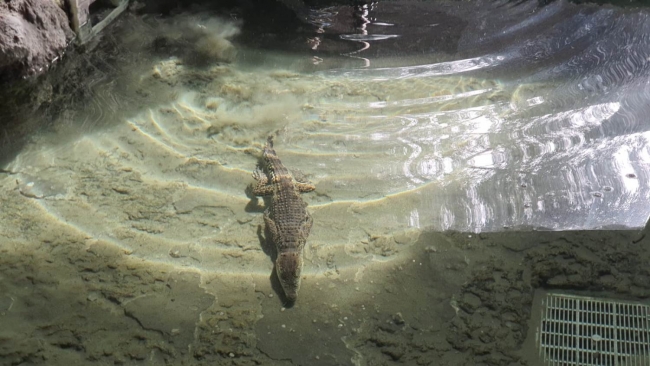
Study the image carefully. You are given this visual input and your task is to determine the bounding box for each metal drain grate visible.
[537,293,650,365]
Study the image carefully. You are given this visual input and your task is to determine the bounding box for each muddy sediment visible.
[2,173,649,366]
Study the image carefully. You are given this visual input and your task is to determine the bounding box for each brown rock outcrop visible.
[0,0,74,81]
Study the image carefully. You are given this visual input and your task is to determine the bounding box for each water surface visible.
[2,1,650,365]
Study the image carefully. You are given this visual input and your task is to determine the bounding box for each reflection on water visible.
[309,0,650,231]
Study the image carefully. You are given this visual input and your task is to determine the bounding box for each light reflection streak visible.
[516,102,621,171]
[398,137,424,186]
[341,34,399,41]
[466,185,490,231]
[440,205,454,230]
[569,102,620,128]
[341,4,372,67]
[409,209,420,228]
[328,88,492,110]
[613,145,640,195]
[324,55,505,80]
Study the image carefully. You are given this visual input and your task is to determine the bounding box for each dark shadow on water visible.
[244,157,268,213]
[251,191,297,307]
[244,189,266,214]
[270,265,295,308]
[256,224,275,259]
[258,221,296,307]
[248,164,290,305]
[0,25,153,166]
[245,159,268,243]
[0,79,53,167]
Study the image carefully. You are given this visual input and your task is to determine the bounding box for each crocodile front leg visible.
[252,168,274,196]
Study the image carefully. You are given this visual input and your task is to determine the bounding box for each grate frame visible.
[536,293,650,366]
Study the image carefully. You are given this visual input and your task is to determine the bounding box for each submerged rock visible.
[0,0,74,81]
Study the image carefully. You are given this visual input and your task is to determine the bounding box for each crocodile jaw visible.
[275,251,303,302]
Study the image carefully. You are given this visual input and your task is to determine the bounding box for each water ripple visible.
[323,55,505,80]
[6,0,650,270]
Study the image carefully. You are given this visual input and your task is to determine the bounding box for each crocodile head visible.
[275,251,303,302]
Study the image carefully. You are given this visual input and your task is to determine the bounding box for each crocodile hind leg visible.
[263,210,279,243]
[292,169,309,183]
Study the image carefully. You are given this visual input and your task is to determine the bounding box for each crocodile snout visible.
[276,251,303,302]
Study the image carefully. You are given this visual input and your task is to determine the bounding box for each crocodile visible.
[252,136,315,302]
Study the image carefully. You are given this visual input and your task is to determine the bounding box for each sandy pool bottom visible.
[1,12,650,365]
[1,176,649,366]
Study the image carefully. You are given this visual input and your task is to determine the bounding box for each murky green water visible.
[2,1,650,365]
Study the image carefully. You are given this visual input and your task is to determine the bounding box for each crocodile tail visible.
[264,136,277,159]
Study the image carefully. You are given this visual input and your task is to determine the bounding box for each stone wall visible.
[0,0,74,82]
